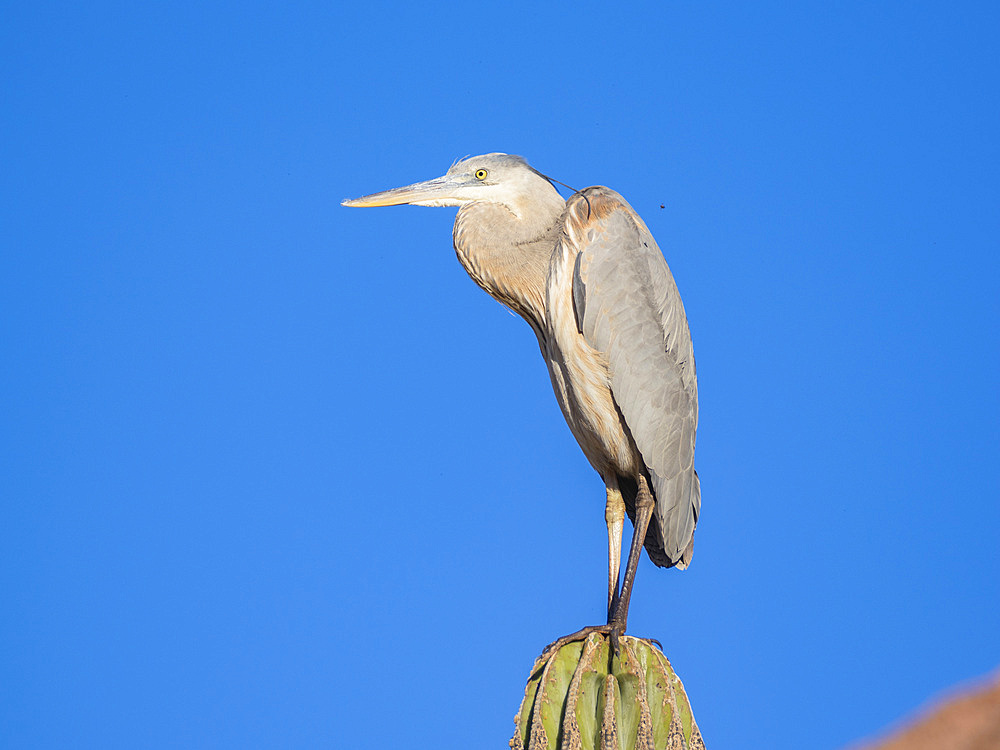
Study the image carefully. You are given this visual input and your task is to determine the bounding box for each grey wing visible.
[568,187,700,568]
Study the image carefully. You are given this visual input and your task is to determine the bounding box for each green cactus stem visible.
[510,632,705,750]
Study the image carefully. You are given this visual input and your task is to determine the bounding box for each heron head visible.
[342,153,562,214]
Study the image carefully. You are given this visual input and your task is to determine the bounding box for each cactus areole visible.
[511,633,705,750]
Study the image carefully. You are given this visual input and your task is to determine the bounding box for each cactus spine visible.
[511,632,705,750]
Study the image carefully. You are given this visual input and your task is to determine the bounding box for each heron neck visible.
[452,199,564,336]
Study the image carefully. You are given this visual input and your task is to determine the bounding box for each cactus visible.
[511,632,705,750]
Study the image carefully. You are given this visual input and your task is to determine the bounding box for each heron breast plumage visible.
[545,231,643,481]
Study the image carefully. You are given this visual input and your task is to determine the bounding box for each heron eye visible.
[475,169,488,180]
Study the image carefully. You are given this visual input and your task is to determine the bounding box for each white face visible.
[438,154,539,206]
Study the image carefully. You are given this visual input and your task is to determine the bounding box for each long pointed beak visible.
[341,175,460,208]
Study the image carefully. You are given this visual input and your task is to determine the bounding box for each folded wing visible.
[567,187,700,567]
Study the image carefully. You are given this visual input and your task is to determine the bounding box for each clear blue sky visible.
[2,2,998,748]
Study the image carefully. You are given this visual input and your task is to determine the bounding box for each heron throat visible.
[452,198,565,338]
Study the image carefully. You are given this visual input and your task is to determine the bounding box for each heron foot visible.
[540,625,663,660]
[608,621,624,656]
[605,625,662,654]
[539,625,611,659]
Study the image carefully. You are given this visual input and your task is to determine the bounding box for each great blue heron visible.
[343,153,699,646]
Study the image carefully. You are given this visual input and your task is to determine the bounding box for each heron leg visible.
[609,474,654,650]
[605,480,625,623]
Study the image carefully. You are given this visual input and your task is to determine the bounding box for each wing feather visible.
[567,188,700,566]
